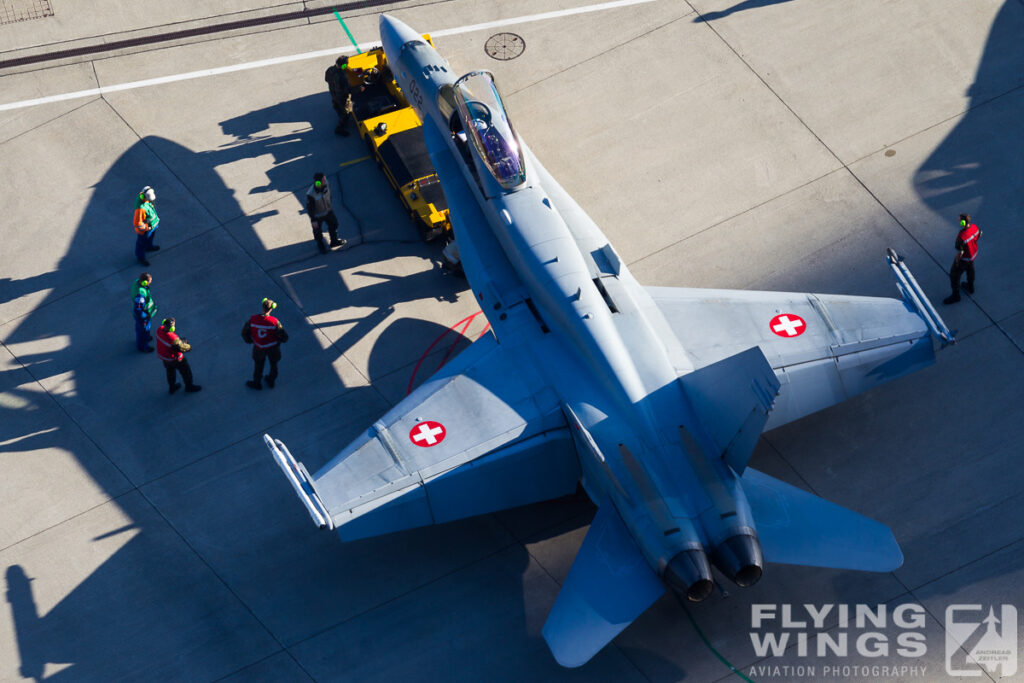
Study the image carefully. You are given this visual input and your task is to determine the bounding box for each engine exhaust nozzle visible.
[711,533,763,588]
[664,549,714,602]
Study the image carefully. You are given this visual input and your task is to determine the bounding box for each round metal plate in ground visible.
[485,33,526,61]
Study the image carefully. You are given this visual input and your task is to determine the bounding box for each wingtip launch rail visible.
[264,434,334,530]
[886,248,955,345]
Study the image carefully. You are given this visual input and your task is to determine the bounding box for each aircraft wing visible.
[269,332,579,540]
[646,286,935,429]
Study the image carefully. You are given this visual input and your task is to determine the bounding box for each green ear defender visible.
[262,297,277,311]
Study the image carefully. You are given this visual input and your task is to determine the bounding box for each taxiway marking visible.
[339,155,371,168]
[0,0,659,112]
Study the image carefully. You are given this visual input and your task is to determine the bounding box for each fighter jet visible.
[266,14,954,667]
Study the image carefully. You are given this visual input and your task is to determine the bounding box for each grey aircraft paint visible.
[264,14,954,668]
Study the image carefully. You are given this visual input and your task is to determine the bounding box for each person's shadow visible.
[693,0,797,22]
[1,82,676,679]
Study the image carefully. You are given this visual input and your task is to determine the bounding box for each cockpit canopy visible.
[452,71,526,190]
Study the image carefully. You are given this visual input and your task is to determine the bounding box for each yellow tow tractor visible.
[345,38,451,242]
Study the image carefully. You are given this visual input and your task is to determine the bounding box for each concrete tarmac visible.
[1,0,1022,681]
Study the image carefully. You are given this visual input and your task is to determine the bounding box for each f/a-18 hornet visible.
[266,14,954,667]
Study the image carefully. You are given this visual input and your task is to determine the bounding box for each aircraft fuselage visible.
[381,16,763,599]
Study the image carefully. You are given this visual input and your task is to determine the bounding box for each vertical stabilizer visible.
[679,347,780,474]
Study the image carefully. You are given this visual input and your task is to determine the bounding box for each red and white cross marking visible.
[769,313,806,338]
[409,420,447,447]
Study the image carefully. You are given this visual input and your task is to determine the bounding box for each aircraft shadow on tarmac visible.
[216,93,471,363]
[913,0,1024,241]
[0,92,606,680]
[890,0,1024,600]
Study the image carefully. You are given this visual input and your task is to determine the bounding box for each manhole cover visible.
[484,32,525,61]
[0,0,53,24]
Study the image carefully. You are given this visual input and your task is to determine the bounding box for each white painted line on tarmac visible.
[430,0,658,39]
[0,0,658,112]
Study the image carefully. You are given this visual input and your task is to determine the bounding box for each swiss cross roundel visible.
[769,313,806,338]
[409,421,446,447]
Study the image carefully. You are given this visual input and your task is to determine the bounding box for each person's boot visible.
[141,345,155,353]
[329,238,346,249]
[169,382,182,394]
[264,375,275,389]
[246,380,262,390]
[138,258,150,266]
[943,292,961,305]
[961,282,974,294]
[185,384,202,393]
[145,245,161,252]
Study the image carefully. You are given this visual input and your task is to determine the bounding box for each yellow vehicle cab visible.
[345,38,451,242]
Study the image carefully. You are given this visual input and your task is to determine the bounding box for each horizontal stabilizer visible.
[679,346,780,475]
[542,499,665,667]
[742,468,903,571]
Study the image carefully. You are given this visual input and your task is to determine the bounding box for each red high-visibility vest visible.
[958,223,980,261]
[156,325,183,361]
[249,314,281,349]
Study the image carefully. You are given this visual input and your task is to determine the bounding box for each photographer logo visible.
[945,605,1016,676]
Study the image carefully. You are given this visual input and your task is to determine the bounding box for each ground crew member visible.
[133,186,161,266]
[944,213,982,304]
[242,298,289,390]
[339,92,354,136]
[325,56,353,136]
[306,172,346,254]
[155,318,202,394]
[132,272,157,352]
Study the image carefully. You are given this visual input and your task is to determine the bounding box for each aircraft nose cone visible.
[379,14,423,61]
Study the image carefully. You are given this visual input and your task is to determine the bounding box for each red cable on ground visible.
[436,314,477,373]
[406,311,485,395]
